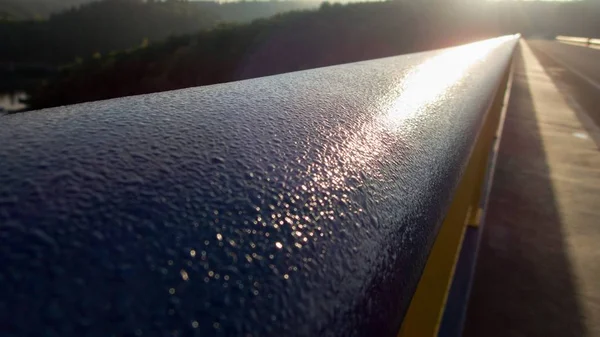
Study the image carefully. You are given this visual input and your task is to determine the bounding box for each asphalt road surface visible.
[531,40,600,87]
[464,40,600,337]
[528,40,600,128]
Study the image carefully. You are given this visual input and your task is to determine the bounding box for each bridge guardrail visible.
[0,35,519,337]
[556,35,600,47]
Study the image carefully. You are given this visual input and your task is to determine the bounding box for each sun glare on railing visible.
[240,36,517,270]
[383,36,513,129]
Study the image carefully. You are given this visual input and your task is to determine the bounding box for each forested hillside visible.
[0,0,321,106]
[1,0,219,65]
[0,0,92,20]
[3,0,600,110]
[0,0,320,65]
[27,0,600,110]
[0,0,319,21]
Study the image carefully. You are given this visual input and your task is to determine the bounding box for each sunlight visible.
[383,36,515,129]
[259,37,521,258]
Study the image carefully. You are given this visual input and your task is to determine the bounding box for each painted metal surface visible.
[398,61,512,337]
[0,36,517,337]
[438,59,514,337]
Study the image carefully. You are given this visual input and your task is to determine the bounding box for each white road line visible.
[534,44,600,92]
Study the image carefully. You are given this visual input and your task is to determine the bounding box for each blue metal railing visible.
[0,35,518,337]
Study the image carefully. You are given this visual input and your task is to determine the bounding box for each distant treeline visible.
[0,0,217,65]
[0,0,321,21]
[0,0,91,20]
[0,0,319,65]
[17,0,600,110]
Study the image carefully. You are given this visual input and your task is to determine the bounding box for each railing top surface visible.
[0,35,518,337]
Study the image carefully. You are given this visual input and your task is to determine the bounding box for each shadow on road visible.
[463,44,586,337]
[528,41,600,149]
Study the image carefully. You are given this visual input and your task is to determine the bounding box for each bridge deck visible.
[464,41,600,336]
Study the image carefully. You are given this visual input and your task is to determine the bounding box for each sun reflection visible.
[247,36,516,281]
[384,36,514,128]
